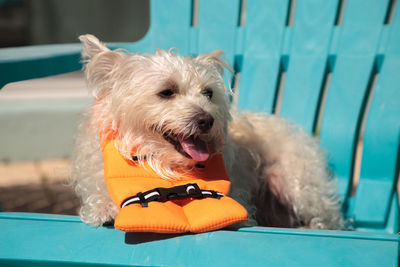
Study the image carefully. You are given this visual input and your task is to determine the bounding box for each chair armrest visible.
[0,44,82,88]
[0,41,153,89]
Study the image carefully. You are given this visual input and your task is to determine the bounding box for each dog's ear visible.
[79,34,109,60]
[196,50,233,75]
[79,34,124,98]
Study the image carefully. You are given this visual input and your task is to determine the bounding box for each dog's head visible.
[80,34,232,177]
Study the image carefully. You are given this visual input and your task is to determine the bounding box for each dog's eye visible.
[158,89,176,99]
[202,88,213,100]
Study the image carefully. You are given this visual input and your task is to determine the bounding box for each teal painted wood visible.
[197,0,240,64]
[355,192,399,233]
[319,0,390,200]
[145,0,192,54]
[237,0,289,112]
[0,213,399,267]
[279,0,338,132]
[352,56,400,229]
[349,1,400,231]
[0,44,82,88]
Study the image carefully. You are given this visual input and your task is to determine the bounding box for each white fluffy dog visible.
[71,34,345,230]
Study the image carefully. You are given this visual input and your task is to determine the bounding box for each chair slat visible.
[238,0,289,112]
[319,0,389,198]
[279,0,338,132]
[130,0,192,54]
[351,9,400,229]
[197,0,240,63]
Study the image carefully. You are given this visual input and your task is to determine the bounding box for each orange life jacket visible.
[101,132,248,233]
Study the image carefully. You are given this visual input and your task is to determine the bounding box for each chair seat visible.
[0,212,398,267]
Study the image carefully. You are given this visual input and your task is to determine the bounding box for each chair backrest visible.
[125,0,400,234]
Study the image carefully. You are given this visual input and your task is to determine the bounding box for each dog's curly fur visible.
[70,34,345,230]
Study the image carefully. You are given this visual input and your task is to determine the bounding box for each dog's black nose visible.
[196,113,214,132]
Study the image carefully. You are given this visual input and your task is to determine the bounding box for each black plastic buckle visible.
[136,192,148,207]
[153,183,202,202]
[184,183,203,199]
[132,155,147,161]
[120,183,222,209]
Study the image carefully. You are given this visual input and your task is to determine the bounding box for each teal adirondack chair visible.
[0,0,399,266]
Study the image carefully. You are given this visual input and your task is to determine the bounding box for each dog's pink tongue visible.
[178,136,210,162]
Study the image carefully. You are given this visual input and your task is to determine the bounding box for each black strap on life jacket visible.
[120,183,224,208]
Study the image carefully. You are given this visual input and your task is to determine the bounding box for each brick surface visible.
[0,159,79,215]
